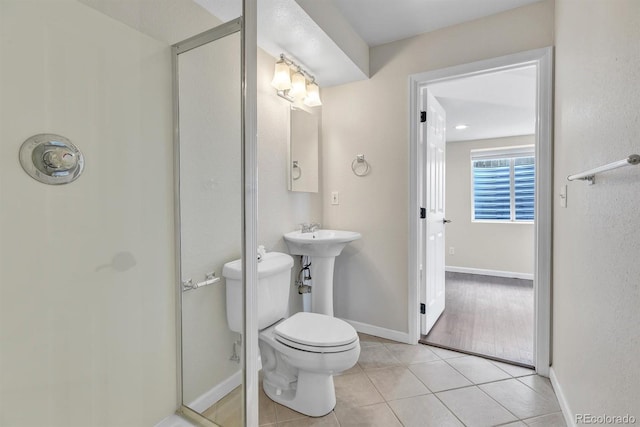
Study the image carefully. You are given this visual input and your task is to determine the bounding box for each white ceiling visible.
[428,66,537,142]
[79,0,224,44]
[331,0,544,47]
[80,0,539,141]
[80,0,367,86]
[192,0,545,86]
[194,0,368,87]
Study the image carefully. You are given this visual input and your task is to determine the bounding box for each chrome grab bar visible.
[182,272,220,292]
[567,154,639,184]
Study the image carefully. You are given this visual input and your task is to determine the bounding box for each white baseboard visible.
[341,318,412,344]
[446,266,534,281]
[188,370,243,413]
[185,355,262,414]
[154,414,196,427]
[549,367,576,427]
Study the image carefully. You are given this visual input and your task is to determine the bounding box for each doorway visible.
[425,68,537,366]
[408,48,553,375]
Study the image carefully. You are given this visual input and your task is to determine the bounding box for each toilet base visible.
[263,370,336,417]
[258,319,359,417]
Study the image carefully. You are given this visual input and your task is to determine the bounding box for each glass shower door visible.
[174,21,244,426]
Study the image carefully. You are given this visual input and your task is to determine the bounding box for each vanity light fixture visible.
[271,57,292,91]
[271,54,322,107]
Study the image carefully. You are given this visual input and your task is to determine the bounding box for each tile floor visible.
[257,333,566,427]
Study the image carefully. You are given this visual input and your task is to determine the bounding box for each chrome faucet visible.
[300,222,321,233]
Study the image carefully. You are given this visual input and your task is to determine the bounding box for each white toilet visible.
[223,251,360,417]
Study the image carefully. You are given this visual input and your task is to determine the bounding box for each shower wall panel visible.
[0,1,175,425]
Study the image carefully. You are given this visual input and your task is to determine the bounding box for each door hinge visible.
[420,111,427,123]
[420,303,426,314]
[420,207,426,219]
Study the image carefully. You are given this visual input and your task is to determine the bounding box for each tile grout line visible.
[361,362,435,415]
[363,342,444,427]
[514,375,560,403]
[442,354,517,386]
[363,344,476,427]
[439,357,527,423]
[475,383,527,423]
[384,400,406,427]
[367,343,448,398]
[430,390,471,427]
[267,336,558,427]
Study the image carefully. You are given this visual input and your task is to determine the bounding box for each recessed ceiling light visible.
[455,124,469,130]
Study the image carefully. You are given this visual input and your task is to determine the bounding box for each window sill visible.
[471,220,535,225]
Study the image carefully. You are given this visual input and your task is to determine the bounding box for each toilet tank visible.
[223,252,294,333]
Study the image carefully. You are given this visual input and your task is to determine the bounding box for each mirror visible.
[175,26,243,426]
[289,107,319,192]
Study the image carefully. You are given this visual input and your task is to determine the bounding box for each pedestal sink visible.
[284,229,361,316]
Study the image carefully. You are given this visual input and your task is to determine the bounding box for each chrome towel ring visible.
[351,154,371,177]
[292,160,302,180]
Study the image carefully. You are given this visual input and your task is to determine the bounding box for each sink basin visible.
[284,229,361,257]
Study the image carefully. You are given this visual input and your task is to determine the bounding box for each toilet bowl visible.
[260,312,360,416]
[223,252,360,417]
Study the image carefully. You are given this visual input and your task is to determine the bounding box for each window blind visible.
[473,160,511,220]
[514,158,535,220]
[471,146,535,222]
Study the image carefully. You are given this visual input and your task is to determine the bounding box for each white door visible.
[419,90,447,335]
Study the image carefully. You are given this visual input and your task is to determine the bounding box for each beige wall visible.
[0,1,176,425]
[553,0,640,418]
[256,49,324,316]
[446,136,534,275]
[322,0,554,333]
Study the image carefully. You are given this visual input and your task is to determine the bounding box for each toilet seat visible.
[274,312,358,353]
[275,334,359,353]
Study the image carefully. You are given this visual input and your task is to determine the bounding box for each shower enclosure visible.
[0,0,258,426]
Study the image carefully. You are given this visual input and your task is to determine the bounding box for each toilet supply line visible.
[296,255,312,295]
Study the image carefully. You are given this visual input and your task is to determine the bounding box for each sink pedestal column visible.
[308,256,335,316]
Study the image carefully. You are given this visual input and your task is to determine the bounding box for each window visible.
[471,146,535,222]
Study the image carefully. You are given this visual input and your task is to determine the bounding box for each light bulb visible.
[271,60,291,91]
[303,81,322,107]
[288,71,307,99]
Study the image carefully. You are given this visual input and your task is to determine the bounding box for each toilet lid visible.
[275,312,358,348]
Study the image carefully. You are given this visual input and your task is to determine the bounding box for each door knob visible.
[443,219,452,224]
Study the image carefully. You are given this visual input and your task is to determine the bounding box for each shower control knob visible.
[19,134,84,185]
[43,148,76,171]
